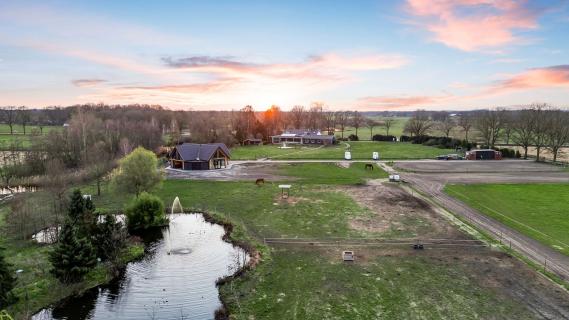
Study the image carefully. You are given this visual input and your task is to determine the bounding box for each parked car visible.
[436,154,464,160]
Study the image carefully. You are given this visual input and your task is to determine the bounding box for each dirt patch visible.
[341,183,464,239]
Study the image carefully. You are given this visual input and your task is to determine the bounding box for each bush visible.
[400,135,411,142]
[125,192,168,232]
[112,147,163,197]
[348,134,359,141]
[498,148,517,158]
[372,134,396,142]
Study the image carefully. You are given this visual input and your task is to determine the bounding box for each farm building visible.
[465,149,502,160]
[169,143,231,170]
[243,138,263,146]
[271,129,335,145]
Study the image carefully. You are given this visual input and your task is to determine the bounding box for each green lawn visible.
[231,141,454,160]
[445,183,569,256]
[279,162,387,184]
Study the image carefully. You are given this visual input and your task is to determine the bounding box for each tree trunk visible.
[97,179,101,196]
[536,147,541,162]
[523,147,528,159]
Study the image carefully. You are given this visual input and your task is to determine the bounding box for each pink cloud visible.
[405,0,539,51]
[357,94,453,109]
[484,65,569,95]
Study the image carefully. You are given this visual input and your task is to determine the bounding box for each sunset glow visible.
[0,1,568,110]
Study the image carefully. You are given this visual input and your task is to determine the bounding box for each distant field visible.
[231,141,453,160]
[0,124,62,148]
[445,183,569,256]
[339,116,408,140]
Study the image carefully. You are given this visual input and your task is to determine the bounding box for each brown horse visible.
[255,178,265,185]
[365,164,374,171]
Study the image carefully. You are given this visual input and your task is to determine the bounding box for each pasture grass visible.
[231,141,453,160]
[445,183,569,256]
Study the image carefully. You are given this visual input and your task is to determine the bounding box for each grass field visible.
[231,141,454,160]
[1,164,550,318]
[339,116,409,140]
[445,183,569,256]
[279,163,388,184]
[0,124,62,149]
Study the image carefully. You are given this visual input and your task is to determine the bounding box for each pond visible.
[33,213,249,320]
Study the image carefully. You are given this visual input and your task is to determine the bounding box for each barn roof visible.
[173,143,231,161]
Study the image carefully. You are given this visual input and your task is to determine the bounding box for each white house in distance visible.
[271,129,335,145]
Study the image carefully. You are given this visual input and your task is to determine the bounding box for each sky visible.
[0,0,568,111]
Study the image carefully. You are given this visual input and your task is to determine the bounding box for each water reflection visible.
[33,213,249,320]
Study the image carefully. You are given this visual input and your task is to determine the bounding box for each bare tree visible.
[457,114,473,142]
[365,118,379,140]
[0,106,17,135]
[351,111,364,138]
[323,110,336,135]
[531,104,550,162]
[404,110,433,137]
[307,102,324,130]
[335,111,349,139]
[546,109,569,162]
[512,108,535,159]
[18,106,31,135]
[383,118,394,136]
[437,114,455,138]
[474,109,505,148]
[289,105,305,129]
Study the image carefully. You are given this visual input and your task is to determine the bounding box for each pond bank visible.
[32,213,258,320]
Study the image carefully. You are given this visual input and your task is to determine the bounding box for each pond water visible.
[33,213,249,320]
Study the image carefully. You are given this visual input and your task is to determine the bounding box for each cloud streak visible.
[162,53,409,81]
[405,0,539,51]
[71,79,107,88]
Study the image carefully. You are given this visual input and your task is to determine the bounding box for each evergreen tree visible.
[68,189,96,238]
[0,246,16,308]
[49,222,97,283]
[92,214,126,263]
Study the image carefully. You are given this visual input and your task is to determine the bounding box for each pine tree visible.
[0,246,16,308]
[49,222,97,284]
[68,189,96,238]
[68,189,86,223]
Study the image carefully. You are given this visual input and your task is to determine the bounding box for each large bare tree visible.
[531,104,550,162]
[474,109,505,148]
[437,113,455,138]
[546,109,569,162]
[335,111,349,139]
[289,105,305,129]
[404,110,433,137]
[457,114,473,142]
[383,118,394,136]
[351,111,364,138]
[0,106,17,135]
[365,118,379,140]
[511,108,535,159]
[307,102,324,130]
[323,109,336,135]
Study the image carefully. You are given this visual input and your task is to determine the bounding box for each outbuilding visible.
[169,143,231,170]
[465,149,502,160]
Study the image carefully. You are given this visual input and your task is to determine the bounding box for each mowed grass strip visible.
[279,162,387,184]
[445,183,569,255]
[231,142,454,160]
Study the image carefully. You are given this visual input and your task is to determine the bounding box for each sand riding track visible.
[394,160,569,281]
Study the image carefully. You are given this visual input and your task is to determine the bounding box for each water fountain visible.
[279,142,292,149]
[171,196,183,214]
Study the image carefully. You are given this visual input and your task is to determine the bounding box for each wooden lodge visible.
[169,143,231,170]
